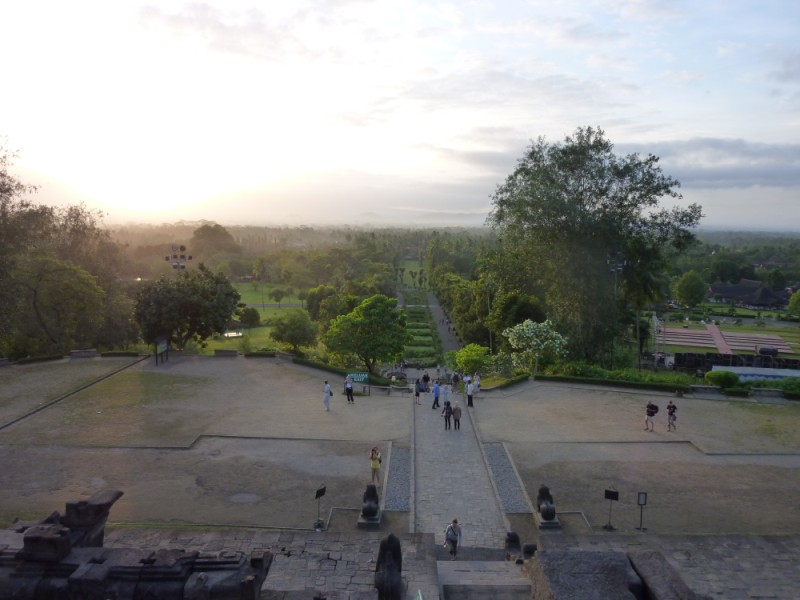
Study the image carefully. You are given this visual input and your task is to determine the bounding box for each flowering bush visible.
[502,319,568,380]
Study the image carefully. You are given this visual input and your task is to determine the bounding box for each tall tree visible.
[488,126,702,361]
[323,294,410,373]
[134,264,241,349]
[10,256,105,357]
[191,223,241,258]
[270,308,317,354]
[675,270,707,308]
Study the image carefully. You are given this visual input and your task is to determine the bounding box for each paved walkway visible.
[705,322,734,354]
[412,391,508,550]
[410,291,508,548]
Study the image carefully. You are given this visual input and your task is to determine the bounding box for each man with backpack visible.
[645,401,658,432]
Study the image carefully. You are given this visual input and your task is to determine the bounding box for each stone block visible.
[530,550,643,600]
[628,550,705,600]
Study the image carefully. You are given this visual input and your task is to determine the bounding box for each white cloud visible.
[0,0,798,229]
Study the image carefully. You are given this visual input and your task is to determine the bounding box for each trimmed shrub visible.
[705,370,739,389]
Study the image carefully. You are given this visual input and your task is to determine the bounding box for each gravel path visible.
[483,442,532,513]
[383,446,410,511]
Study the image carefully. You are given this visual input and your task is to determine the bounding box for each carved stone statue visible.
[537,484,557,521]
[362,484,380,518]
[374,533,402,600]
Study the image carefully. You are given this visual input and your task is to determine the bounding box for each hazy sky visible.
[1,1,798,229]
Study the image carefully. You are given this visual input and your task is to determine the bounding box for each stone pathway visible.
[705,322,734,354]
[412,391,509,551]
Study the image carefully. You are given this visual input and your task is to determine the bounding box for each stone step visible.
[434,545,508,562]
[441,586,532,600]
[437,560,532,599]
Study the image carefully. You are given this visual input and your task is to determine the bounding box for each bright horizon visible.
[1,1,799,230]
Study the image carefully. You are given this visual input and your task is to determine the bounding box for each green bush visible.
[749,377,800,395]
[705,370,739,389]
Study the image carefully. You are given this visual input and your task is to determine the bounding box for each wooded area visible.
[2,133,799,372]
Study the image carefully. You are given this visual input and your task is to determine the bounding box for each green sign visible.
[348,372,369,383]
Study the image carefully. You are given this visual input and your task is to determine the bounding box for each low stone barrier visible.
[214,349,239,357]
[69,349,98,358]
[749,387,784,398]
[749,388,785,403]
[372,385,412,395]
[690,384,724,398]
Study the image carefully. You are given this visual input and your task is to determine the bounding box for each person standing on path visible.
[422,370,431,391]
[452,401,462,430]
[466,381,474,407]
[431,380,441,409]
[323,380,332,411]
[667,400,677,431]
[645,401,658,431]
[345,375,355,404]
[369,446,382,486]
[443,518,462,560]
[441,400,452,430]
[414,379,422,405]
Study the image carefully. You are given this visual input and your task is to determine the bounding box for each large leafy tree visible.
[1,142,136,357]
[323,294,410,374]
[9,256,105,357]
[450,343,491,376]
[488,126,702,361]
[191,223,241,257]
[270,308,317,354]
[134,264,241,349]
[675,270,707,308]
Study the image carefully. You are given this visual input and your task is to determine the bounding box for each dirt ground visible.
[1,356,799,538]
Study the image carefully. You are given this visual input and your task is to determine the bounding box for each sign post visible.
[603,489,619,531]
[636,492,648,531]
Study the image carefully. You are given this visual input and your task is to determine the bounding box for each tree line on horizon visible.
[2,128,799,368]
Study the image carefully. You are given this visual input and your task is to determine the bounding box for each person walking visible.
[369,446,382,486]
[645,401,658,431]
[441,400,453,430]
[443,383,451,407]
[431,381,441,409]
[422,370,431,391]
[345,375,355,404]
[414,379,422,405]
[466,381,474,407]
[323,380,332,411]
[452,401,462,431]
[443,518,462,560]
[667,400,677,431]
